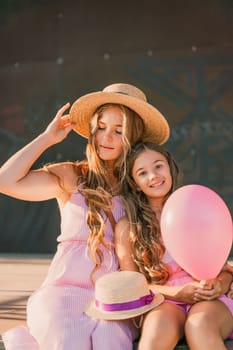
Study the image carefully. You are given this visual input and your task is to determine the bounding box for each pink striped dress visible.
[2,191,139,350]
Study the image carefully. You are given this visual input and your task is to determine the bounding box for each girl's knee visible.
[186,311,209,326]
[185,312,217,340]
[139,317,182,350]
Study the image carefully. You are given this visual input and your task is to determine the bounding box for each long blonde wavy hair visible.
[121,142,181,285]
[74,103,144,281]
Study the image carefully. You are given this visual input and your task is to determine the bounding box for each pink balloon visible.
[161,184,233,280]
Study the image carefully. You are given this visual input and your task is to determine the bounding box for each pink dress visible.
[2,191,139,350]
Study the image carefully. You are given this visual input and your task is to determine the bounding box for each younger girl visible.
[115,141,233,350]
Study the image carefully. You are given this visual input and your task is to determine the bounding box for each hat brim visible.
[70,91,170,145]
[84,293,164,320]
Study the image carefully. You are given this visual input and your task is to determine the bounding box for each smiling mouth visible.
[100,145,114,150]
[150,181,164,188]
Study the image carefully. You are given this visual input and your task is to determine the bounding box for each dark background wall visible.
[0,0,232,253]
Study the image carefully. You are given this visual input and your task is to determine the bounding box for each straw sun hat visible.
[85,271,164,320]
[70,83,170,145]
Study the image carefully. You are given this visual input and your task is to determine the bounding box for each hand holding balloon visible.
[161,185,233,280]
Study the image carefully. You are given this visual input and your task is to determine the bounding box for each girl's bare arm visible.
[0,103,74,202]
[114,217,139,271]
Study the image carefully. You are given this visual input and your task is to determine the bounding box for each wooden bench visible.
[1,255,233,349]
[1,336,233,350]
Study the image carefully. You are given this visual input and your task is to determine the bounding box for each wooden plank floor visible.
[0,254,51,350]
[0,254,51,334]
[0,254,233,350]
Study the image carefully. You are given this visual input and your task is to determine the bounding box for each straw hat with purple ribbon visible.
[70,83,170,145]
[85,270,164,320]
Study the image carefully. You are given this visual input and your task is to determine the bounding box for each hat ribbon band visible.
[95,290,154,312]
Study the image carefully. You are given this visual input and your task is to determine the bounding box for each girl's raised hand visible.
[44,103,74,144]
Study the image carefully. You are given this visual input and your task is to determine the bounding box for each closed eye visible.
[138,171,147,176]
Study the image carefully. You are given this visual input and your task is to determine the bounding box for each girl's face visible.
[132,149,172,202]
[95,106,124,163]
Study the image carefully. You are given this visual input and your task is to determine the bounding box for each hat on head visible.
[70,83,170,145]
[85,270,164,320]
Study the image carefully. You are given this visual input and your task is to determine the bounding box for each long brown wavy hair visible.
[51,103,145,282]
[121,142,181,284]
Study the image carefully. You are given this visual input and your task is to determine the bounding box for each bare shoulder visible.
[45,161,76,174]
[45,161,79,192]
